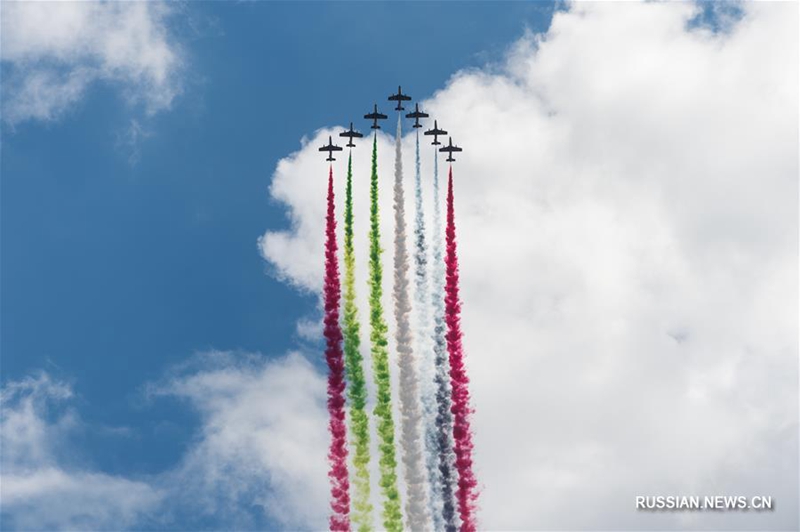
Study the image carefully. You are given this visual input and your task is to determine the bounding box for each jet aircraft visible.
[364,104,388,129]
[406,103,429,128]
[319,135,343,161]
[439,137,463,162]
[424,120,448,145]
[388,85,412,111]
[339,122,363,147]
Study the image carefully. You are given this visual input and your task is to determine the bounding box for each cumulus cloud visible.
[0,353,331,531]
[0,373,161,530]
[147,351,330,530]
[0,1,183,125]
[261,2,798,530]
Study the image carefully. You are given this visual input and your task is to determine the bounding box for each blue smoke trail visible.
[430,148,458,532]
[413,130,441,529]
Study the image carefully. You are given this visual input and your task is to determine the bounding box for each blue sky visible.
[1,0,554,522]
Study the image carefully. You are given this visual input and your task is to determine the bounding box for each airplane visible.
[423,120,448,145]
[405,103,429,128]
[388,85,412,111]
[319,135,343,161]
[439,137,463,162]
[339,122,363,147]
[364,103,388,129]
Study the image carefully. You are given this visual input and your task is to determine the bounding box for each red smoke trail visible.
[445,166,478,531]
[324,165,351,531]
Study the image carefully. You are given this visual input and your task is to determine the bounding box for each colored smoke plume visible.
[432,151,458,532]
[323,166,351,532]
[367,135,403,532]
[342,153,374,531]
[445,166,478,531]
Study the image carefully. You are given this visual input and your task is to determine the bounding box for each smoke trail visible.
[444,167,478,531]
[392,116,430,531]
[431,152,458,532]
[367,135,403,532]
[414,131,443,531]
[323,166,351,532]
[342,154,374,531]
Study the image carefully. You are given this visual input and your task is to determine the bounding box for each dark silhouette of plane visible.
[364,104,388,129]
[424,120,448,145]
[406,103,429,128]
[439,137,463,162]
[388,85,412,111]
[339,122,363,147]
[319,135,343,161]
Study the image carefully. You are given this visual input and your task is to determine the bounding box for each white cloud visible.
[0,1,183,125]
[147,351,330,530]
[0,353,331,531]
[260,2,798,529]
[0,374,161,530]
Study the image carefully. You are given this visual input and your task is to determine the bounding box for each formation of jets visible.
[319,85,464,163]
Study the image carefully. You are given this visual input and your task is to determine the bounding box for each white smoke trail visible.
[393,114,431,531]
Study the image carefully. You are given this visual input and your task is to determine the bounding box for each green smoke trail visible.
[343,153,374,532]
[367,134,403,532]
